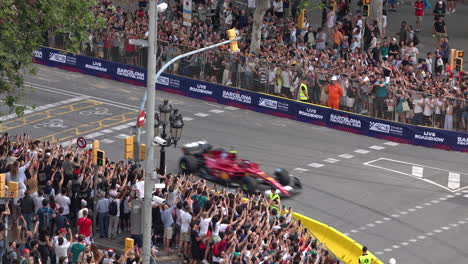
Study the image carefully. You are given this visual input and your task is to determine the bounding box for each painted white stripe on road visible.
[338,154,354,159]
[194,113,209,117]
[369,145,385,150]
[112,124,130,131]
[100,129,114,134]
[224,106,238,110]
[209,109,225,114]
[324,158,340,163]
[115,134,129,139]
[100,139,115,144]
[292,168,309,172]
[308,163,324,168]
[384,142,399,146]
[412,166,424,178]
[0,95,90,121]
[183,117,194,121]
[448,172,461,189]
[354,149,370,154]
[85,132,104,139]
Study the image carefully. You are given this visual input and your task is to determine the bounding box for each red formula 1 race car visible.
[178,141,302,197]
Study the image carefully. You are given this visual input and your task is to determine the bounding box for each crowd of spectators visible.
[69,0,468,132]
[0,133,340,264]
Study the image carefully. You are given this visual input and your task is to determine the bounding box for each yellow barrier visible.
[293,212,384,264]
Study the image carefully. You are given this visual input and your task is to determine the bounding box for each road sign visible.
[76,137,87,148]
[137,110,146,128]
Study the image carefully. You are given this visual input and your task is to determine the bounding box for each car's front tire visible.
[179,155,199,174]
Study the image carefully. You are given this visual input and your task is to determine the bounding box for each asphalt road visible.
[0,64,462,264]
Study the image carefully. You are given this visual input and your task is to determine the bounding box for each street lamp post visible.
[153,100,184,174]
[141,1,167,264]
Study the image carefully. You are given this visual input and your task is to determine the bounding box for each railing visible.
[44,31,468,133]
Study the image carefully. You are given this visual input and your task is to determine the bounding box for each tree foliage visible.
[0,0,102,116]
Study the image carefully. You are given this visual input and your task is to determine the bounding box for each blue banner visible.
[33,46,468,152]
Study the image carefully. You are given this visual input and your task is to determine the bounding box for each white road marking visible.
[364,158,462,193]
[409,239,418,243]
[417,236,426,240]
[439,197,447,201]
[183,116,194,121]
[100,139,115,144]
[391,214,400,218]
[400,242,409,246]
[366,223,375,227]
[194,112,209,117]
[338,154,354,159]
[85,132,103,139]
[464,194,468,198]
[354,149,370,154]
[384,142,399,146]
[448,172,461,189]
[308,163,324,168]
[369,145,385,150]
[400,211,408,215]
[408,208,416,212]
[411,166,424,178]
[292,168,309,172]
[350,230,358,233]
[113,124,130,131]
[383,248,392,252]
[392,245,400,249]
[426,232,433,236]
[375,220,383,224]
[324,158,340,163]
[0,95,90,121]
[375,252,383,255]
[383,217,391,221]
[209,109,225,114]
[224,106,238,110]
[115,134,129,139]
[100,129,114,133]
[441,226,450,230]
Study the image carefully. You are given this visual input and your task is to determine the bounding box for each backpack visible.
[413,33,419,46]
[39,207,51,229]
[109,200,118,216]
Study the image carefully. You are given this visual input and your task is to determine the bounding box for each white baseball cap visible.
[331,76,338,81]
[389,258,397,264]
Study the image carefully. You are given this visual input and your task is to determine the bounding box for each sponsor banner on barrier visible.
[33,46,468,153]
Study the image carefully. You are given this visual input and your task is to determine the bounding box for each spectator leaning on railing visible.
[0,133,344,263]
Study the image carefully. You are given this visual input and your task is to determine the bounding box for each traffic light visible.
[92,140,100,165]
[455,50,464,72]
[0,174,5,197]
[297,9,305,29]
[96,150,106,166]
[226,28,240,52]
[124,136,135,160]
[8,181,18,198]
[140,144,146,161]
[450,49,457,70]
[363,0,370,17]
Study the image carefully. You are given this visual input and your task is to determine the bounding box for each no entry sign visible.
[76,137,87,148]
[137,110,146,128]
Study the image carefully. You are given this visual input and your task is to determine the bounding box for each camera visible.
[153,136,167,146]
[152,195,166,205]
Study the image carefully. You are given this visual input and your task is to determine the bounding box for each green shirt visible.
[70,243,85,264]
[191,194,208,208]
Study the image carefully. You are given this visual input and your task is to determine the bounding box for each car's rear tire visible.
[179,156,199,174]
[241,177,257,195]
[274,168,290,186]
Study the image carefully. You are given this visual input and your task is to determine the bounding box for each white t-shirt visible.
[423,98,433,116]
[34,196,44,214]
[281,71,291,88]
[180,210,192,233]
[55,240,71,262]
[273,1,283,12]
[56,194,71,215]
[414,98,424,114]
[199,217,212,236]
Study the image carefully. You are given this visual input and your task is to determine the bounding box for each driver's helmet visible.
[228,149,237,159]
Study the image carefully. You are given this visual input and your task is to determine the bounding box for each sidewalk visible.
[93,231,180,263]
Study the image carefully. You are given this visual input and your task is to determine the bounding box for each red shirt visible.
[77,217,92,237]
[125,38,136,53]
[414,1,424,16]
